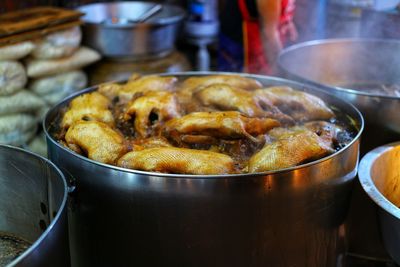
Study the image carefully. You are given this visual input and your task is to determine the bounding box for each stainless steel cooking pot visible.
[278,38,400,154]
[44,72,363,267]
[358,142,400,265]
[0,145,69,267]
[77,2,185,60]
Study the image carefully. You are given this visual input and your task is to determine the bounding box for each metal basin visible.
[359,142,400,265]
[77,2,185,61]
[44,72,363,267]
[278,39,400,154]
[0,145,69,267]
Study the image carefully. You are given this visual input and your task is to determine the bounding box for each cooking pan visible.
[44,72,363,267]
[77,2,185,60]
[0,145,69,267]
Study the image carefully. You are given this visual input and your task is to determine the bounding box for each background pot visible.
[77,1,185,61]
[44,72,363,267]
[0,145,69,267]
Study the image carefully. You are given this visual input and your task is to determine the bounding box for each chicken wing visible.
[195,83,294,124]
[254,86,334,121]
[164,111,280,143]
[65,121,128,164]
[124,91,181,138]
[118,147,236,174]
[61,92,114,129]
[118,75,178,103]
[248,127,334,172]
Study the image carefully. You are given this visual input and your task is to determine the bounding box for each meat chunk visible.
[61,92,114,129]
[118,75,177,103]
[254,86,334,121]
[124,91,181,137]
[65,121,128,164]
[248,127,334,172]
[195,83,293,124]
[164,111,280,143]
[118,147,236,174]
[177,75,263,110]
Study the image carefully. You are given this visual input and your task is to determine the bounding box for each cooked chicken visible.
[177,75,263,110]
[124,91,181,137]
[57,74,353,175]
[98,82,123,100]
[118,75,178,103]
[164,111,280,143]
[248,127,334,172]
[254,86,334,121]
[132,136,172,150]
[65,121,128,164]
[195,83,294,124]
[118,147,236,174]
[180,75,262,91]
[303,121,341,144]
[61,92,114,129]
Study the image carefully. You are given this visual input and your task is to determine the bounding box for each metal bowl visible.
[77,2,185,61]
[0,145,69,267]
[278,38,400,154]
[359,142,400,265]
[44,72,363,267]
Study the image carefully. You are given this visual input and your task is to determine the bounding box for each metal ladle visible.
[102,4,163,25]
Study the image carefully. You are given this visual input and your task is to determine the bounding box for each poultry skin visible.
[118,147,236,174]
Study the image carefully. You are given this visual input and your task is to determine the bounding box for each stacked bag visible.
[0,26,100,156]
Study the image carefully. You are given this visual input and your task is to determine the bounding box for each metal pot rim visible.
[359,142,400,219]
[43,71,364,179]
[78,1,186,28]
[278,38,400,100]
[2,144,68,266]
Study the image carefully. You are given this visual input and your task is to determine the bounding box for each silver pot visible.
[278,38,400,154]
[44,72,363,267]
[358,142,400,264]
[0,145,69,267]
[77,2,185,61]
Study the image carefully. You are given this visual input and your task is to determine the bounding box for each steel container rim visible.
[2,144,68,267]
[358,141,400,220]
[278,38,400,100]
[43,71,364,179]
[77,1,186,28]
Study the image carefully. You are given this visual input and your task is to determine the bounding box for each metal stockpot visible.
[359,142,400,265]
[77,2,185,61]
[278,39,400,154]
[44,73,363,267]
[0,145,69,267]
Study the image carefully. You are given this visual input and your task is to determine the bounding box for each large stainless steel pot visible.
[44,72,363,267]
[77,2,185,61]
[0,145,69,267]
[358,142,400,265]
[278,39,400,155]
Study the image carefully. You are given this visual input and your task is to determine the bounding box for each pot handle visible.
[59,166,77,195]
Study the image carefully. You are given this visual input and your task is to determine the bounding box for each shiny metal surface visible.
[359,142,400,265]
[0,145,69,267]
[78,2,185,61]
[278,38,400,154]
[44,72,363,267]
